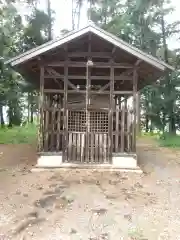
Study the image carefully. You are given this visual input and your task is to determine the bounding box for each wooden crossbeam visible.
[89,81,111,102]
[44,89,133,95]
[46,68,62,87]
[46,67,79,91]
[44,74,132,81]
[112,46,116,55]
[46,61,133,69]
[135,59,142,66]
[68,52,112,58]
[98,82,110,93]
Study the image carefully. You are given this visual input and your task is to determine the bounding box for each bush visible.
[0,124,37,144]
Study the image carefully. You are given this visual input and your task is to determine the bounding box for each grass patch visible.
[140,131,160,138]
[158,133,180,148]
[0,124,37,144]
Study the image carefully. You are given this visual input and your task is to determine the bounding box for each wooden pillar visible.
[62,61,68,162]
[136,92,141,135]
[109,64,114,160]
[86,62,91,162]
[85,33,92,162]
[115,96,119,153]
[38,65,44,152]
[132,67,138,152]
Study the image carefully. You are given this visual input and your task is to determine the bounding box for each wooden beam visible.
[120,68,133,77]
[112,46,117,60]
[86,59,91,162]
[88,32,91,56]
[44,74,132,81]
[46,67,79,91]
[136,92,141,135]
[47,61,133,69]
[109,64,114,160]
[38,65,44,152]
[112,46,116,55]
[121,105,125,152]
[44,89,133,95]
[115,97,119,152]
[114,91,133,95]
[46,68,62,87]
[98,82,110,93]
[62,61,68,162]
[132,67,138,152]
[88,32,92,107]
[135,59,142,66]
[68,52,112,58]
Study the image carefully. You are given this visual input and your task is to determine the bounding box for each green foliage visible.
[0,0,52,127]
[0,0,180,141]
[22,9,51,51]
[89,0,180,135]
[0,124,37,144]
[158,133,180,148]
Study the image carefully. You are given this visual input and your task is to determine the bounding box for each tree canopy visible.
[0,0,179,134]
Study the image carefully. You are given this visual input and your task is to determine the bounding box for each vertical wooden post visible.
[115,96,119,153]
[109,64,114,161]
[44,94,50,151]
[132,67,138,152]
[56,94,62,151]
[63,61,68,162]
[85,33,92,162]
[136,92,140,135]
[86,62,90,162]
[121,100,125,152]
[38,65,44,152]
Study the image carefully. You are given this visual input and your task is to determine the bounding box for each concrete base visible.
[112,153,137,168]
[37,153,62,167]
[32,167,142,173]
[36,152,140,172]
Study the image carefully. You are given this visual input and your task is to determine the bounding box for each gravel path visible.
[0,139,180,239]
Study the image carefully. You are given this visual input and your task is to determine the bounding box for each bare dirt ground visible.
[0,138,180,239]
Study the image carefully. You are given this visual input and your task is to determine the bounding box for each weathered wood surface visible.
[38,39,138,160]
[38,66,44,152]
[62,61,68,161]
[66,132,110,163]
[47,61,133,69]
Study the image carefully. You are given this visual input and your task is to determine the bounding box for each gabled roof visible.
[6,22,174,71]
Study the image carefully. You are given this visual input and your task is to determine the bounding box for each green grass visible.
[0,124,37,144]
[158,133,180,148]
[138,131,160,141]
[139,131,180,148]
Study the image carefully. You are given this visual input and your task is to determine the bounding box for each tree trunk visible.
[29,92,34,123]
[150,121,153,132]
[162,111,166,133]
[72,0,75,29]
[169,105,176,134]
[30,100,33,123]
[160,12,176,134]
[161,14,168,64]
[27,92,30,122]
[8,103,13,128]
[0,104,5,127]
[145,114,149,132]
[47,0,52,40]
[89,0,92,20]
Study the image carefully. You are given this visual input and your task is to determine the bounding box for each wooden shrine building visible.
[6,23,173,169]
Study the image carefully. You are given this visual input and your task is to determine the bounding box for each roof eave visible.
[5,24,174,72]
[5,25,91,67]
